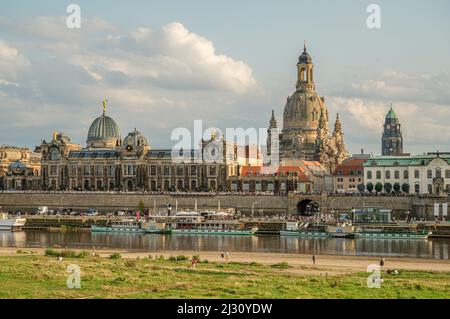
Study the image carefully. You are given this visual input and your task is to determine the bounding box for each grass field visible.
[0,250,449,299]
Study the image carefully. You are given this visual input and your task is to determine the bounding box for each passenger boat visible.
[354,229,431,239]
[153,212,257,235]
[91,219,145,233]
[280,221,356,238]
[0,213,26,231]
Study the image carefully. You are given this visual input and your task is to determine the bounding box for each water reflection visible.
[0,230,448,260]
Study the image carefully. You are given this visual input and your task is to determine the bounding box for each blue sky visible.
[0,0,449,155]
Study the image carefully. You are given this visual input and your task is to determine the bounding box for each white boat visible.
[153,213,257,235]
[0,213,26,231]
[91,219,145,233]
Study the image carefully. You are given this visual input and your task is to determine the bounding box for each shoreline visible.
[2,247,449,274]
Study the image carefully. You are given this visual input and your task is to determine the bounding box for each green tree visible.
[138,200,145,213]
[384,182,393,194]
[357,183,365,193]
[393,182,401,193]
[375,182,383,193]
[402,183,410,194]
[366,182,374,193]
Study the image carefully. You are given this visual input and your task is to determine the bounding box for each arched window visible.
[386,171,391,179]
[367,171,372,179]
[436,169,441,178]
[394,171,399,179]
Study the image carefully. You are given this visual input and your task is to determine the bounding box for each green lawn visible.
[0,252,449,299]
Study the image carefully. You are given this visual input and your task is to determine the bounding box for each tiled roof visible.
[333,158,368,176]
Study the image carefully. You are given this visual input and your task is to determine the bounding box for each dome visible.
[386,106,397,120]
[298,42,312,64]
[123,129,149,148]
[298,51,312,64]
[86,109,121,148]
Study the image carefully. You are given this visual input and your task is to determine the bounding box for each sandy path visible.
[2,247,449,275]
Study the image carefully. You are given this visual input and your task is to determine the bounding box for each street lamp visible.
[251,201,259,219]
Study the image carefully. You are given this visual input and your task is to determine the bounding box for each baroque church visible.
[267,44,349,173]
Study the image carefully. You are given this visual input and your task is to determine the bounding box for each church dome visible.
[123,129,149,148]
[298,42,312,64]
[86,102,121,148]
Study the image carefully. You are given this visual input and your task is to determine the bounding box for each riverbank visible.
[0,248,449,298]
[1,247,449,273]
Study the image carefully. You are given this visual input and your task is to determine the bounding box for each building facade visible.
[382,105,404,156]
[0,145,41,190]
[268,44,349,173]
[363,153,450,194]
[39,105,260,192]
[333,155,370,193]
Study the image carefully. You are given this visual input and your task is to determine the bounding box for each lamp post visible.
[251,201,259,220]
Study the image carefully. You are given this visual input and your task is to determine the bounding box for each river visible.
[0,230,449,260]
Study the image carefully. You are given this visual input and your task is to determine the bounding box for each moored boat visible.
[91,219,145,233]
[151,212,257,235]
[354,229,431,239]
[0,213,26,231]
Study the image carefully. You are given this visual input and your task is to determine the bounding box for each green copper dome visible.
[386,106,397,119]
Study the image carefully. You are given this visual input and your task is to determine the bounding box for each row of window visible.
[336,170,362,176]
[367,169,450,180]
[48,164,219,177]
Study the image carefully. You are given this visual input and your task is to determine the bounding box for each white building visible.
[363,153,450,194]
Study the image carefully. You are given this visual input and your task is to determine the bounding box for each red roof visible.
[333,158,368,176]
[240,166,310,181]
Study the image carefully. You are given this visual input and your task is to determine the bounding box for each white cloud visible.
[0,17,260,148]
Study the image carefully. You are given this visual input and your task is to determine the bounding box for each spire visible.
[386,103,397,120]
[334,113,342,133]
[303,40,307,53]
[269,110,277,128]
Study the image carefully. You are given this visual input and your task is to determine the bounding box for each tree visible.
[375,182,383,193]
[138,200,145,213]
[357,183,365,193]
[384,182,393,194]
[402,183,410,194]
[393,182,401,193]
[366,182,374,193]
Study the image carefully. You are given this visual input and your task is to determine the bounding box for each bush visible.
[402,183,410,194]
[375,182,383,193]
[169,255,189,262]
[393,182,401,193]
[366,182,374,193]
[271,261,290,269]
[125,259,136,267]
[384,183,393,194]
[192,255,201,262]
[45,248,88,258]
[109,252,122,260]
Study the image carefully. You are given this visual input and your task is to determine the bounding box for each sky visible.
[0,0,449,155]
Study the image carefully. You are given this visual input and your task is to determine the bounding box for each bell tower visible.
[296,41,315,92]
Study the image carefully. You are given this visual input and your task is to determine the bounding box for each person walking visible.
[221,251,225,263]
[312,254,316,266]
[225,251,230,263]
[380,257,385,268]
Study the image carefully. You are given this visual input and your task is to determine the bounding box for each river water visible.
[1,230,449,260]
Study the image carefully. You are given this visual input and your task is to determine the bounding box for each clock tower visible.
[382,105,403,155]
